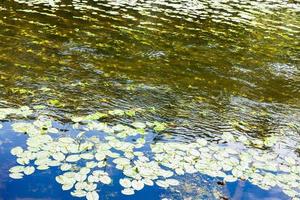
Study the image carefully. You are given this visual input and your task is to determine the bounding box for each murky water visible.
[0,0,299,199]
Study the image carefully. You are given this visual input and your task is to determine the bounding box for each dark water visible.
[0,0,299,199]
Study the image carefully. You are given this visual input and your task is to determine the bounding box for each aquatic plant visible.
[2,106,300,200]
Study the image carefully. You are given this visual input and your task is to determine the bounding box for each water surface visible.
[0,0,299,199]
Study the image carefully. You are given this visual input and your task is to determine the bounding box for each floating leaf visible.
[37,165,49,170]
[196,138,208,146]
[66,155,81,162]
[131,122,146,129]
[62,184,74,191]
[95,153,106,161]
[142,178,154,186]
[108,109,124,116]
[285,157,296,165]
[120,178,132,188]
[222,132,235,142]
[125,110,136,117]
[165,179,179,186]
[153,121,167,132]
[131,180,144,191]
[121,188,135,195]
[33,105,46,110]
[9,166,25,173]
[9,173,24,179]
[99,175,112,184]
[156,180,169,188]
[80,153,94,160]
[48,99,64,107]
[86,191,99,200]
[224,175,237,182]
[53,152,66,161]
[24,166,35,175]
[71,190,87,198]
[189,149,200,157]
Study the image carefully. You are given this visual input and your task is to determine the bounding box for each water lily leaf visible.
[48,127,59,133]
[224,175,237,182]
[66,155,81,162]
[33,105,46,110]
[196,138,208,146]
[124,152,134,159]
[121,188,135,195]
[112,124,126,132]
[95,153,106,161]
[53,152,66,161]
[156,180,169,188]
[71,190,87,197]
[161,170,173,178]
[60,163,72,171]
[285,157,296,165]
[142,178,154,186]
[9,173,24,179]
[125,110,136,117]
[10,146,24,156]
[24,166,35,175]
[175,168,185,175]
[131,180,144,191]
[99,175,112,184]
[17,157,30,165]
[222,132,235,142]
[86,183,97,192]
[48,99,64,107]
[56,176,65,185]
[220,164,232,172]
[106,152,120,158]
[37,165,49,170]
[86,112,108,120]
[113,158,130,166]
[232,168,243,177]
[165,179,179,186]
[189,149,200,157]
[97,161,106,168]
[87,175,97,183]
[75,181,87,190]
[264,135,278,147]
[79,167,91,175]
[283,189,297,198]
[120,178,132,188]
[71,116,84,123]
[131,122,146,129]
[75,174,87,182]
[9,166,25,173]
[108,109,124,116]
[62,184,74,191]
[80,153,94,160]
[86,161,98,169]
[153,121,167,132]
[86,191,99,200]
[238,135,248,143]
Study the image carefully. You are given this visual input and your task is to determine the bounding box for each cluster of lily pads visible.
[0,106,33,119]
[3,106,300,200]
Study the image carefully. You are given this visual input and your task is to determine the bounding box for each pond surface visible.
[0,0,299,200]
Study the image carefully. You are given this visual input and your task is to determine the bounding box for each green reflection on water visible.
[0,0,299,142]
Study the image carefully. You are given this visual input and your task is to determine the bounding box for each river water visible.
[0,0,299,200]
